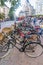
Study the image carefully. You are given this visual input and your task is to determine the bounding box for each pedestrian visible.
[33,17,37,25]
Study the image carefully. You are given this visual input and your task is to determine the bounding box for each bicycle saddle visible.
[2,27,12,35]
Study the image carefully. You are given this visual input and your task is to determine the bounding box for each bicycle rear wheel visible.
[0,43,10,59]
[2,43,9,52]
[24,42,43,58]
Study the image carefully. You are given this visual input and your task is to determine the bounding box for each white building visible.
[36,0,43,15]
[15,0,35,17]
[28,4,35,15]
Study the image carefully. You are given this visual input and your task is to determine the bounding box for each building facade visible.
[15,0,35,17]
[36,0,43,15]
[0,5,10,18]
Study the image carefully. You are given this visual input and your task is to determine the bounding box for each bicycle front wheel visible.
[24,43,43,58]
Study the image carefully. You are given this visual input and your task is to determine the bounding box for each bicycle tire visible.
[0,43,10,59]
[2,43,9,52]
[24,42,43,58]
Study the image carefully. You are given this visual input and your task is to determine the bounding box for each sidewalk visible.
[0,37,43,65]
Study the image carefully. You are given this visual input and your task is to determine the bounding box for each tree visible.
[8,0,20,20]
[0,0,20,20]
[0,13,5,19]
[0,0,7,19]
[0,0,7,6]
[8,6,14,20]
[9,0,19,6]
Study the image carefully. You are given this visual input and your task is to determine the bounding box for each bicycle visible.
[0,22,42,58]
[0,32,11,59]
[10,28,43,58]
[2,27,16,50]
[34,26,43,38]
[12,32,43,58]
[0,26,42,58]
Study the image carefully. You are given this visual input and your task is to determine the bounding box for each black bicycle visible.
[7,24,43,58]
[9,31,43,58]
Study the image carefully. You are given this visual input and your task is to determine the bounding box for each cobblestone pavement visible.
[0,37,43,65]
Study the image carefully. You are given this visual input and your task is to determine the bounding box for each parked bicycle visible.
[9,24,43,58]
[10,31,43,58]
[0,17,43,58]
[34,26,43,38]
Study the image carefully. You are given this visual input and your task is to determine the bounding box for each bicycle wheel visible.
[0,43,10,59]
[2,43,9,52]
[24,42,43,58]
